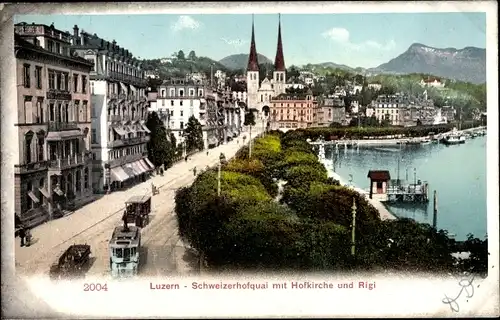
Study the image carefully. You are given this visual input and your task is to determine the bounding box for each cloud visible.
[322,27,396,51]
[220,37,248,48]
[171,15,201,32]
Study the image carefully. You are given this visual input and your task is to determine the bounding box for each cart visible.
[49,244,91,280]
[124,195,152,228]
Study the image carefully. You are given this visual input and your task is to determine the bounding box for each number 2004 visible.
[83,283,108,291]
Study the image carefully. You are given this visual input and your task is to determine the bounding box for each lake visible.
[325,136,487,241]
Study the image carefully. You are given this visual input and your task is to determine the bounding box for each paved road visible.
[15,125,263,278]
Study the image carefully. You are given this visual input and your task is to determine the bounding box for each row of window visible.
[24,133,85,165]
[160,99,196,107]
[108,144,146,161]
[272,109,313,114]
[106,105,147,120]
[376,108,399,114]
[22,97,89,124]
[22,64,87,93]
[274,115,312,121]
[272,102,314,108]
[107,83,146,97]
[107,61,144,79]
[159,88,204,98]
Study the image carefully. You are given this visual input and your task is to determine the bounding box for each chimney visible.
[80,30,85,46]
[112,40,117,51]
[73,25,79,45]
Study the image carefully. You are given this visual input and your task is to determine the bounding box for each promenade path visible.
[324,162,397,221]
[15,125,263,278]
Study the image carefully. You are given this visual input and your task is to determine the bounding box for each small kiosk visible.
[367,170,391,199]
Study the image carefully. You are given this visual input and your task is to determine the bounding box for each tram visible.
[109,216,141,278]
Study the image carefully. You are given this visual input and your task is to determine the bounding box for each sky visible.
[15,13,486,69]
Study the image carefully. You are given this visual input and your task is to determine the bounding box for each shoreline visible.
[314,126,486,147]
[322,161,397,221]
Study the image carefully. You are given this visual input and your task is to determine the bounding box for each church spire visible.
[247,14,259,72]
[274,13,286,71]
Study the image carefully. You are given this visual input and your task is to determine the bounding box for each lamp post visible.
[351,198,357,256]
[217,152,224,197]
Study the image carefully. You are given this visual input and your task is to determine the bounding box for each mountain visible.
[310,62,357,71]
[219,53,273,70]
[370,43,486,84]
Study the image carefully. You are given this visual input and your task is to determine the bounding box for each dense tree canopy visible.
[146,111,176,168]
[174,122,488,275]
[184,115,204,152]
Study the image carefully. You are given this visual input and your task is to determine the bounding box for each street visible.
[15,125,263,278]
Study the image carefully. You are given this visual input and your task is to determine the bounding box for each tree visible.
[287,66,300,79]
[188,50,197,60]
[146,112,175,168]
[184,115,204,152]
[177,50,185,60]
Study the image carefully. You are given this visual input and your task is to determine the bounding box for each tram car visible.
[123,195,151,228]
[109,220,141,278]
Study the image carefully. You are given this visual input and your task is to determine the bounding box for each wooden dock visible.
[386,180,429,203]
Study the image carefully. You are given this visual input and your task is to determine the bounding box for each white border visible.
[1,1,498,318]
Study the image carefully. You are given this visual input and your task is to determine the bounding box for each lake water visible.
[325,136,487,241]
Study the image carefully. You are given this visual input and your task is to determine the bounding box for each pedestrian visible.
[193,167,197,176]
[19,227,26,247]
[206,151,209,156]
[237,139,239,144]
[25,228,32,247]
[184,156,188,162]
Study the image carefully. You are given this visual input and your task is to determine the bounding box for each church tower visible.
[273,14,286,96]
[246,15,260,110]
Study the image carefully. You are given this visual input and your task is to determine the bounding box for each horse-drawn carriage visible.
[49,244,91,280]
[123,195,152,228]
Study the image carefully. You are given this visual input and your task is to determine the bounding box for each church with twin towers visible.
[246,14,287,119]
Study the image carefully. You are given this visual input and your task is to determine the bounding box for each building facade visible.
[156,77,215,149]
[246,15,287,118]
[69,25,153,192]
[269,90,317,130]
[14,23,94,226]
[315,97,346,127]
[371,94,406,126]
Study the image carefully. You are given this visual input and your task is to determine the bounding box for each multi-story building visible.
[14,23,94,226]
[371,94,407,126]
[440,105,456,122]
[269,90,317,130]
[70,25,153,192]
[419,77,445,88]
[214,87,244,143]
[156,77,211,148]
[315,97,346,127]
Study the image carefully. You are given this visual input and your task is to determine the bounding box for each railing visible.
[14,160,49,174]
[108,135,150,148]
[108,72,147,87]
[48,121,78,131]
[48,153,87,170]
[107,153,146,168]
[46,89,72,101]
[109,115,121,122]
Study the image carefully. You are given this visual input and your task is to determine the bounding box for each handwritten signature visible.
[442,273,476,312]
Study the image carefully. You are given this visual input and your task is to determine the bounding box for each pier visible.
[385,180,429,203]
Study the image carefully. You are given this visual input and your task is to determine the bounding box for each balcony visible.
[14,160,49,175]
[48,153,88,171]
[109,115,121,122]
[107,152,146,169]
[107,135,150,148]
[46,89,72,101]
[48,121,79,131]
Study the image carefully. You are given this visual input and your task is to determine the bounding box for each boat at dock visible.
[441,134,466,145]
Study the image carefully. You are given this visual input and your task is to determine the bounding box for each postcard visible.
[0,1,498,318]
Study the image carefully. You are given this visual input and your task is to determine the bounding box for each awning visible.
[113,127,127,136]
[28,191,40,203]
[126,126,136,134]
[39,187,50,199]
[136,160,149,173]
[227,129,233,137]
[139,159,152,172]
[144,158,155,170]
[46,130,82,141]
[122,164,137,178]
[53,186,65,196]
[130,161,144,175]
[141,125,151,133]
[110,166,129,182]
[208,137,218,145]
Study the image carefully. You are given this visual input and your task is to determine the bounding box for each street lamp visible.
[217,152,224,197]
[351,198,357,256]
